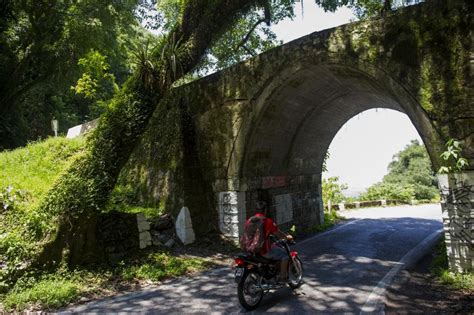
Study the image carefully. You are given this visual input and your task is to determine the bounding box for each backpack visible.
[240,215,266,254]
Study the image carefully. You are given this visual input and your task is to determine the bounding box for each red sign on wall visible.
[262,176,286,189]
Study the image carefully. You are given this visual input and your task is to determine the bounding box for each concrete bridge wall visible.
[121,0,473,271]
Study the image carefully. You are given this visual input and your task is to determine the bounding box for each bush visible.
[359,182,415,202]
[322,177,348,208]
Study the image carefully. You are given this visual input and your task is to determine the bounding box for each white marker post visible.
[51,119,58,137]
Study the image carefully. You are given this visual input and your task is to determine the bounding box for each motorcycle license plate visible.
[234,267,244,282]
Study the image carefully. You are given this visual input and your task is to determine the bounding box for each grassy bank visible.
[0,137,88,291]
[0,137,86,205]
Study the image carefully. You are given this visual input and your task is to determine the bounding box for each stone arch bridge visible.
[121,0,473,271]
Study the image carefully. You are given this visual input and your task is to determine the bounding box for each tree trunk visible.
[34,0,262,267]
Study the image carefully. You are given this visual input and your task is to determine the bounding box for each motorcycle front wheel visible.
[288,257,303,289]
[237,270,263,310]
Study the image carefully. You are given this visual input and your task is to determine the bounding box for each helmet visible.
[256,201,267,213]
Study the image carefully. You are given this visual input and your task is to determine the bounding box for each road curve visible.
[61,204,443,314]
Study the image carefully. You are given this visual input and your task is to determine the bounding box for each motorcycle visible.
[234,238,303,310]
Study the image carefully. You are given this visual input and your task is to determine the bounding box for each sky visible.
[270,6,423,195]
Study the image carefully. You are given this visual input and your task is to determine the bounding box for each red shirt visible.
[254,213,278,255]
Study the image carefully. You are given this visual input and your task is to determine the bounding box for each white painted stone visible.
[66,125,81,138]
[66,119,99,139]
[355,202,361,209]
[175,207,195,245]
[338,203,345,211]
[381,199,387,207]
[138,220,150,232]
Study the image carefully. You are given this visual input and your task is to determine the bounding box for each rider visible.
[254,201,293,283]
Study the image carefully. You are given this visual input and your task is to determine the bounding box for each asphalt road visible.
[62,204,443,314]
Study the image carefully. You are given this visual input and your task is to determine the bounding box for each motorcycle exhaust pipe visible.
[258,283,284,290]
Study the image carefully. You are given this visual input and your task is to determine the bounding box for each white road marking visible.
[359,228,443,315]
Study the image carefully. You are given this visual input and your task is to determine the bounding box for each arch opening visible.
[321,108,440,212]
[238,64,441,231]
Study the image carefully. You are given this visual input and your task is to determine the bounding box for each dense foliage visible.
[0,0,149,150]
[322,176,348,207]
[360,140,438,202]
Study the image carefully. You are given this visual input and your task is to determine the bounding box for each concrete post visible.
[381,199,387,207]
[355,201,360,209]
[338,202,345,211]
[327,199,332,212]
[437,171,474,272]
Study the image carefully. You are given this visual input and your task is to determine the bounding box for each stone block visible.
[175,207,195,245]
[138,220,150,232]
[152,236,162,246]
[151,214,173,231]
[137,213,147,222]
[139,231,152,249]
[164,238,175,248]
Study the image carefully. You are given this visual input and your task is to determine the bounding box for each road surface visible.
[62,204,443,314]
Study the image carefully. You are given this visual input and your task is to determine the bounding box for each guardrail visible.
[327,199,435,211]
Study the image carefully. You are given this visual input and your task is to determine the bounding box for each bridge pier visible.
[438,171,474,272]
[217,176,325,240]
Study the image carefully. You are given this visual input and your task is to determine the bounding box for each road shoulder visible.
[384,247,474,313]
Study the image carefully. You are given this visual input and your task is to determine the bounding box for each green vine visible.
[438,139,470,174]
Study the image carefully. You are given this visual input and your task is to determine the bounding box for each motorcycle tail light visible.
[235,258,245,266]
[290,251,298,258]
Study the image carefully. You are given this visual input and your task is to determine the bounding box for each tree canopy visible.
[360,140,438,201]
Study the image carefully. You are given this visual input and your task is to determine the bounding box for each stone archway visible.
[232,63,442,231]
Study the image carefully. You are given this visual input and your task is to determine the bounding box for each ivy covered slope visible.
[0,137,85,288]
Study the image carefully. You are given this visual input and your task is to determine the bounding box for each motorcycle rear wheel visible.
[288,257,303,289]
[237,270,263,310]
